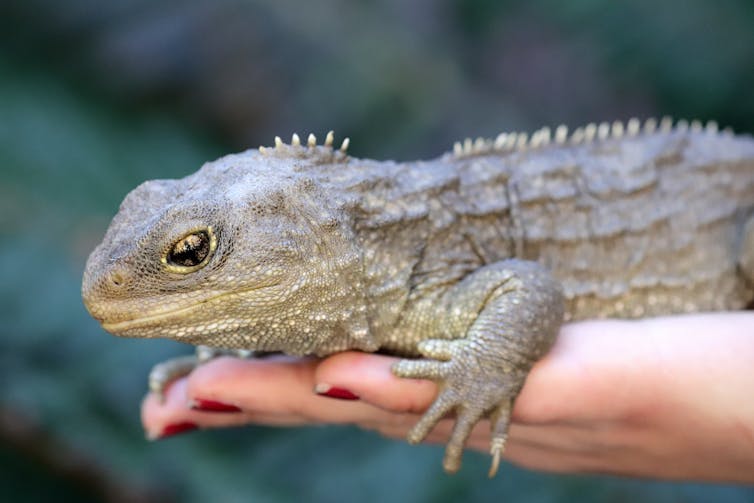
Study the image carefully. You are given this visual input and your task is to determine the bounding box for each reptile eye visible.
[163,227,217,273]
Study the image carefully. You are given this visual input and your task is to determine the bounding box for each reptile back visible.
[346,129,754,323]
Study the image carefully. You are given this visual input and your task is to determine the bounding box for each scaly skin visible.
[82,122,754,475]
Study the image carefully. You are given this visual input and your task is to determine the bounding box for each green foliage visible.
[1,1,753,502]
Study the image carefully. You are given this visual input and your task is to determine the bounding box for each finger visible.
[185,355,317,413]
[186,355,396,424]
[363,415,451,442]
[314,352,439,414]
[368,411,619,460]
[502,435,603,474]
[368,416,612,476]
[142,377,280,439]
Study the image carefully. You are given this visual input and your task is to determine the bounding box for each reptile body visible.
[82,120,754,475]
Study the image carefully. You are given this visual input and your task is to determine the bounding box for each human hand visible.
[141,313,754,483]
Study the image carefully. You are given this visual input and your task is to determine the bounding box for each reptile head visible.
[82,141,372,354]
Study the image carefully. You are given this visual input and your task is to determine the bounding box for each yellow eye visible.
[163,227,216,273]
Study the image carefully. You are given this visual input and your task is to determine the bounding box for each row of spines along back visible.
[451,117,728,159]
[255,118,729,160]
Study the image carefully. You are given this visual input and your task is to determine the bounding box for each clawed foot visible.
[392,339,517,476]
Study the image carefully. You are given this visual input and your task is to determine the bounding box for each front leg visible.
[392,259,564,475]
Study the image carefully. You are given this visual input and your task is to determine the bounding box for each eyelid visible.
[161,226,217,274]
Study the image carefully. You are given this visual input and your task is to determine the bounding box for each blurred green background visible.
[1,1,753,502]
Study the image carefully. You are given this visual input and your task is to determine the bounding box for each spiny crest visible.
[450,117,731,159]
[258,130,350,163]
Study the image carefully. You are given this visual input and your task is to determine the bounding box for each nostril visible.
[110,271,125,287]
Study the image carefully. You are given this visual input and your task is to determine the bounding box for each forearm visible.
[481,314,754,482]
[141,313,754,483]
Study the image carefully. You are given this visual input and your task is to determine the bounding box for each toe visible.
[406,399,454,444]
[392,359,448,380]
[148,355,198,399]
[443,406,484,473]
[417,340,456,361]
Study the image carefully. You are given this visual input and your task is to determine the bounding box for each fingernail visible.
[314,383,359,400]
[154,421,198,439]
[190,398,242,413]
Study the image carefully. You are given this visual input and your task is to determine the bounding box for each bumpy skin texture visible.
[82,123,754,475]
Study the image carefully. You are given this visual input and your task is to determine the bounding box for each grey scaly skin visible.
[82,120,754,476]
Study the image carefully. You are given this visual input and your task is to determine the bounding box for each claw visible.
[488,436,506,477]
[488,400,512,477]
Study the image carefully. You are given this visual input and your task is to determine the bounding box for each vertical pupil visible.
[169,231,210,267]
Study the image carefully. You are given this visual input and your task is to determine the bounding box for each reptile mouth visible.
[102,298,213,332]
[100,283,278,333]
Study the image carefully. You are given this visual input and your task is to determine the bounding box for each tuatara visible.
[82,119,754,475]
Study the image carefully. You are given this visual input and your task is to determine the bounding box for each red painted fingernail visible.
[190,398,242,413]
[315,384,359,400]
[158,421,198,439]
